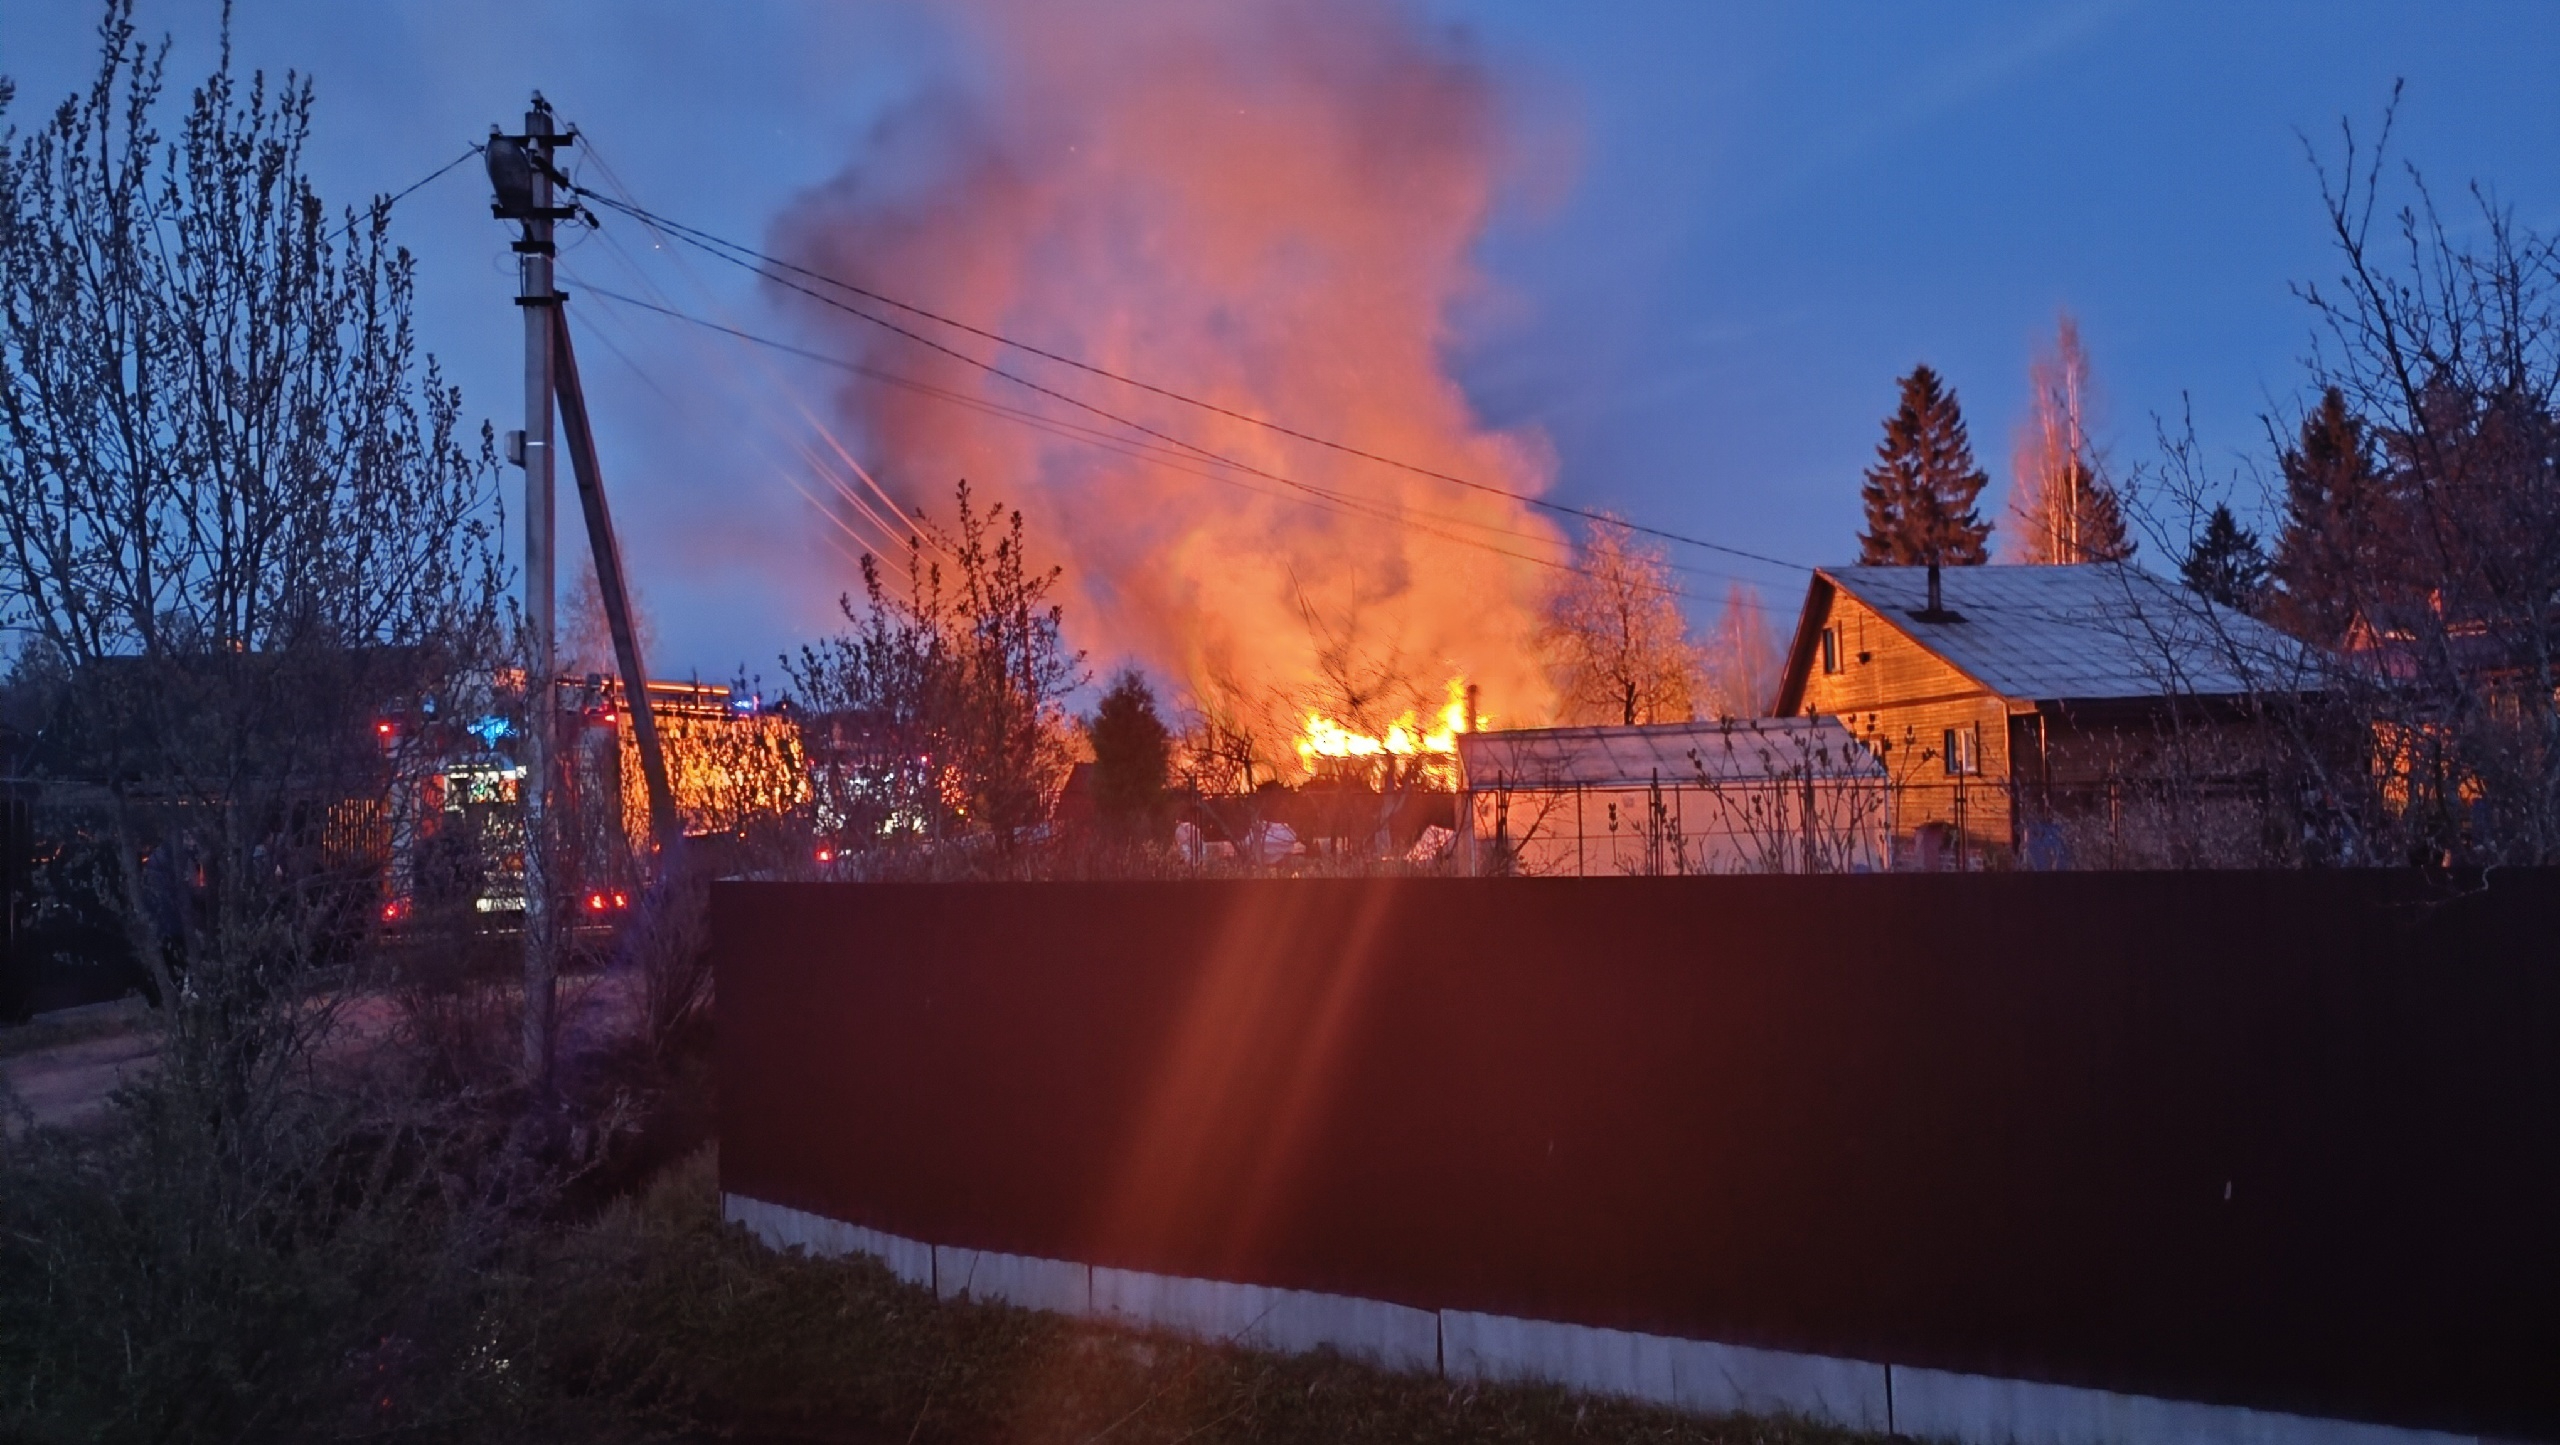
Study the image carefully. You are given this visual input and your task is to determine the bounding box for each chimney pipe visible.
[1927,559,1942,617]
[1465,682,1481,734]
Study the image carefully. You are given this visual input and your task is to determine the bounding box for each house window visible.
[1820,625,1842,675]
[1943,724,1980,776]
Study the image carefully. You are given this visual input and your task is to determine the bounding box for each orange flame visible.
[1293,678,1476,789]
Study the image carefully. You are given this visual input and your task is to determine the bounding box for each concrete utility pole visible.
[490,97,571,1090]
[489,98,681,1092]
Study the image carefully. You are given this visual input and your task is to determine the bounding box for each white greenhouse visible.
[1454,718,1889,876]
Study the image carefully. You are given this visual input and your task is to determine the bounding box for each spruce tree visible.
[2080,472,2136,562]
[2271,387,2394,641]
[2180,504,2269,611]
[2014,447,2137,563]
[1859,365,1994,565]
[1087,669,1173,836]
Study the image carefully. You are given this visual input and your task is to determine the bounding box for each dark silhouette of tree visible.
[2270,386,2395,642]
[0,6,505,1035]
[1859,365,1994,565]
[2077,482,2136,563]
[2267,92,2560,864]
[1087,669,1173,837]
[2180,504,2270,611]
[788,482,1086,852]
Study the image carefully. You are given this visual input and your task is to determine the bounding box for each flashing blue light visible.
[467,715,515,747]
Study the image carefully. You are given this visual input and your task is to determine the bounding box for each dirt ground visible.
[0,969,637,1134]
[0,1000,159,1131]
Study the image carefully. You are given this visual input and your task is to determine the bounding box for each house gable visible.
[1776,574,2009,718]
[1774,570,2021,856]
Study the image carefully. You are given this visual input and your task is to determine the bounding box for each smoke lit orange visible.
[771,0,1568,739]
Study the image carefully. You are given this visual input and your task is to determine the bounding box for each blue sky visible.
[9,2,2557,679]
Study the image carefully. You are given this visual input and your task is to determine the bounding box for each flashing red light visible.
[585,891,608,913]
[611,891,629,909]
[375,720,395,737]
[380,898,409,923]
[814,847,835,864]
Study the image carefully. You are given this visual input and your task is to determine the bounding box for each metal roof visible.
[1458,716,1884,790]
[1815,564,2308,703]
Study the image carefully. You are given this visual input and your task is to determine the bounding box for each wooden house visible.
[1773,564,2307,867]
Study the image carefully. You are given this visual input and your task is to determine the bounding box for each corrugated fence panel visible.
[714,872,2560,1441]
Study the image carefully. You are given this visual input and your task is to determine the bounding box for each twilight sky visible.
[9,1,2557,685]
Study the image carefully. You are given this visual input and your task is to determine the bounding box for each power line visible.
[382,145,486,213]
[571,257,2187,639]
[569,188,1811,575]
[571,283,1688,594]
[567,135,936,563]
[570,280,1776,601]
[550,175,2225,645]
[570,279,1601,565]
[334,145,484,245]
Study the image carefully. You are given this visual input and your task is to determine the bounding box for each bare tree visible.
[1177,671,1282,796]
[2100,85,2560,874]
[1542,517,1700,726]
[0,6,505,1089]
[1455,752,1581,877]
[1679,724,1891,874]
[1699,582,1781,719]
[563,559,657,684]
[1289,585,1437,762]
[788,481,1084,860]
[0,19,561,1435]
[2009,313,2135,564]
[2279,91,2560,864]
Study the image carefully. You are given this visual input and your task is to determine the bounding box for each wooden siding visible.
[1776,575,2295,868]
[1791,587,2016,860]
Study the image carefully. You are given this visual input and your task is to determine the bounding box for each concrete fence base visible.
[723,1194,2486,1445]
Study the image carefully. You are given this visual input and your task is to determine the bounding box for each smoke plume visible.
[768,0,1564,744]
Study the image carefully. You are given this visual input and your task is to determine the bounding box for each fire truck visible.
[383,674,797,929]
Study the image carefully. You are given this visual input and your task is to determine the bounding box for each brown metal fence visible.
[717,869,2560,1439]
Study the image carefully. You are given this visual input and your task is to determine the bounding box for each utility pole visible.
[488,98,680,1093]
[490,97,572,1091]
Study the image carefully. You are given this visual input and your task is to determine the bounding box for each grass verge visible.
[536,1147,1880,1445]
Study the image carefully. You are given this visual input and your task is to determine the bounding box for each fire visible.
[1294,679,1476,788]
[770,0,1565,737]
[618,706,810,848]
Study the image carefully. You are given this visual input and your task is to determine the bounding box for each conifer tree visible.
[2180,504,2269,611]
[2270,386,2394,641]
[1087,669,1173,837]
[1859,365,1993,565]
